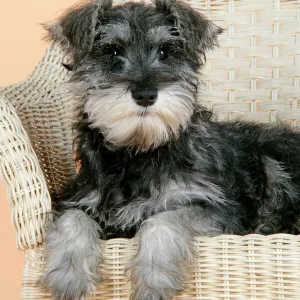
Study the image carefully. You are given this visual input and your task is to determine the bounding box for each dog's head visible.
[46,0,222,151]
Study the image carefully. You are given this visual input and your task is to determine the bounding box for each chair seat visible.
[22,235,300,299]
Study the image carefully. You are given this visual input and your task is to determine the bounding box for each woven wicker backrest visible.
[0,45,76,192]
[1,0,300,194]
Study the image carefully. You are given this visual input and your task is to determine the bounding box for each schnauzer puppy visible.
[40,0,300,299]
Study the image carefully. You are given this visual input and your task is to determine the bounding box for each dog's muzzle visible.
[131,88,157,107]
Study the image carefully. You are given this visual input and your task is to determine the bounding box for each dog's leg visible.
[40,209,101,300]
[130,207,226,300]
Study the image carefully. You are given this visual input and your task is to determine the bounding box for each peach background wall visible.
[0,0,75,298]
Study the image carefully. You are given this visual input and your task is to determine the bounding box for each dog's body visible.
[56,114,300,239]
[40,0,300,299]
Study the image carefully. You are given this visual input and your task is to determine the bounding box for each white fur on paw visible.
[39,209,102,300]
[40,268,95,300]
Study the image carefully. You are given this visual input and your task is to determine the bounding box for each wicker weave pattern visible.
[0,45,71,111]
[195,0,300,126]
[22,235,300,299]
[0,96,51,250]
[0,44,79,194]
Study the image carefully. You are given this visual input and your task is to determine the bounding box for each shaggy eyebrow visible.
[98,21,131,43]
[148,26,180,45]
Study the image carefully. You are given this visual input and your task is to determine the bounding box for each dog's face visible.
[47,0,222,151]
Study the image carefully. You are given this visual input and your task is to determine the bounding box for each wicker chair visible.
[1,0,300,299]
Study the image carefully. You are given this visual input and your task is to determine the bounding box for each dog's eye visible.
[159,44,171,61]
[158,40,184,61]
[102,44,122,57]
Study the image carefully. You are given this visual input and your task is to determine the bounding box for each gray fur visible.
[69,190,101,216]
[258,156,300,216]
[129,207,230,300]
[264,156,297,207]
[114,179,230,229]
[98,21,131,43]
[40,209,102,300]
[45,0,113,59]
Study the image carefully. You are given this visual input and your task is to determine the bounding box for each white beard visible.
[84,83,195,151]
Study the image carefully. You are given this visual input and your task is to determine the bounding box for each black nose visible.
[131,88,158,107]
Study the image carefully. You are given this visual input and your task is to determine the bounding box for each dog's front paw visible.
[131,286,178,300]
[130,269,183,300]
[131,288,161,300]
[39,209,102,300]
[40,266,96,300]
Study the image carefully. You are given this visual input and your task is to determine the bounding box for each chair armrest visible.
[0,95,51,250]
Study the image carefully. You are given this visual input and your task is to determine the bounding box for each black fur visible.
[55,111,300,238]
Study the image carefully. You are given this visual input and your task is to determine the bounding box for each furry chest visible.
[99,175,228,232]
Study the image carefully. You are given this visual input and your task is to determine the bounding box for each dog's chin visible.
[102,114,174,151]
[84,83,195,151]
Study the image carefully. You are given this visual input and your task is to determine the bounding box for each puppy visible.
[40,0,300,299]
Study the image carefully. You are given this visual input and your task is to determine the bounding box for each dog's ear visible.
[155,0,223,55]
[44,0,113,59]
[154,0,176,13]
